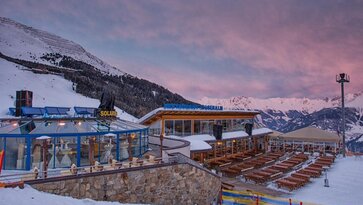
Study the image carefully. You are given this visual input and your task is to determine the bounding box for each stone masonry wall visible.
[31,164,221,205]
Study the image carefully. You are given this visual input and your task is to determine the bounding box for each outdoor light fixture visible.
[131,133,136,139]
[336,73,350,157]
[58,122,66,126]
[12,122,18,127]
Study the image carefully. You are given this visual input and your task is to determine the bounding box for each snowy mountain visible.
[0,17,194,118]
[199,94,363,142]
[0,17,123,76]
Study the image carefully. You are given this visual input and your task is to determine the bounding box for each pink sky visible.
[1,0,362,100]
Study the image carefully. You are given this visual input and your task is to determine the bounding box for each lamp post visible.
[36,136,51,179]
[323,166,329,187]
[336,73,350,158]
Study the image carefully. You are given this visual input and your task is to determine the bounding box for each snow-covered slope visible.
[0,59,137,122]
[0,17,124,76]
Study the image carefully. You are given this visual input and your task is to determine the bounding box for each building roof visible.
[279,126,340,143]
[138,107,260,125]
[0,118,147,136]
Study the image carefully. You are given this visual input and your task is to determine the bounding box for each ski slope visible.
[0,58,137,122]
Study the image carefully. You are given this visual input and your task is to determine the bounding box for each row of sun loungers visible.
[243,153,307,184]
[276,155,335,191]
[221,152,285,177]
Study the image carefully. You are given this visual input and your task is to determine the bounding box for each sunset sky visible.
[1,0,362,101]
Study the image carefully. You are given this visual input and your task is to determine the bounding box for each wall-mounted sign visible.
[99,110,117,117]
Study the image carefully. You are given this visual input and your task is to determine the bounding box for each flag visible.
[0,150,4,174]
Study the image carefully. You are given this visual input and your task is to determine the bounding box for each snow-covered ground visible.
[0,59,137,122]
[287,156,363,205]
[0,185,145,205]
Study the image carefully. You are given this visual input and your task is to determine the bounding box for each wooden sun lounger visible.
[271,164,290,172]
[222,168,240,175]
[306,166,323,172]
[285,177,308,187]
[263,168,281,174]
[276,179,299,191]
[314,161,332,167]
[291,173,310,180]
[244,174,266,184]
[317,158,334,163]
[298,169,320,177]
[309,164,323,169]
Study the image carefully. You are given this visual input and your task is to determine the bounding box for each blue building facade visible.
[0,118,149,170]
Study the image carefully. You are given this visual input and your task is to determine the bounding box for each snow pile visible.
[0,17,124,76]
[289,156,363,205]
[0,185,146,205]
[0,59,137,122]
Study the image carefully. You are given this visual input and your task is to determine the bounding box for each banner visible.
[222,189,318,205]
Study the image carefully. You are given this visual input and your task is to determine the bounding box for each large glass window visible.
[141,131,148,153]
[201,120,214,134]
[183,120,191,136]
[51,136,77,168]
[99,135,116,164]
[119,134,129,160]
[232,119,245,131]
[194,120,201,134]
[174,120,183,136]
[131,133,141,157]
[165,120,174,135]
[6,137,26,169]
[80,136,97,166]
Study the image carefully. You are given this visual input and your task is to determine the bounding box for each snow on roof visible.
[138,107,259,124]
[168,135,213,151]
[188,140,212,151]
[252,127,273,136]
[288,156,363,205]
[0,185,146,205]
[167,128,271,151]
[281,126,340,143]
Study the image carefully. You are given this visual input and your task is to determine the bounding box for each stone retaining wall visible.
[31,164,221,205]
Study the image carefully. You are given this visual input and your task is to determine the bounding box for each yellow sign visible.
[99,110,117,117]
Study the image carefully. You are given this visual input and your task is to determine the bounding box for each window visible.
[183,120,191,136]
[174,120,183,136]
[194,120,201,134]
[165,120,174,135]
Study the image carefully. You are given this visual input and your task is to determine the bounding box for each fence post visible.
[289,198,292,205]
[256,195,259,205]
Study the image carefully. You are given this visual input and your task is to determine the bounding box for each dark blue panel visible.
[74,106,96,115]
[45,106,70,115]
[21,107,45,116]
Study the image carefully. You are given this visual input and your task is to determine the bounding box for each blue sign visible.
[163,104,223,110]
